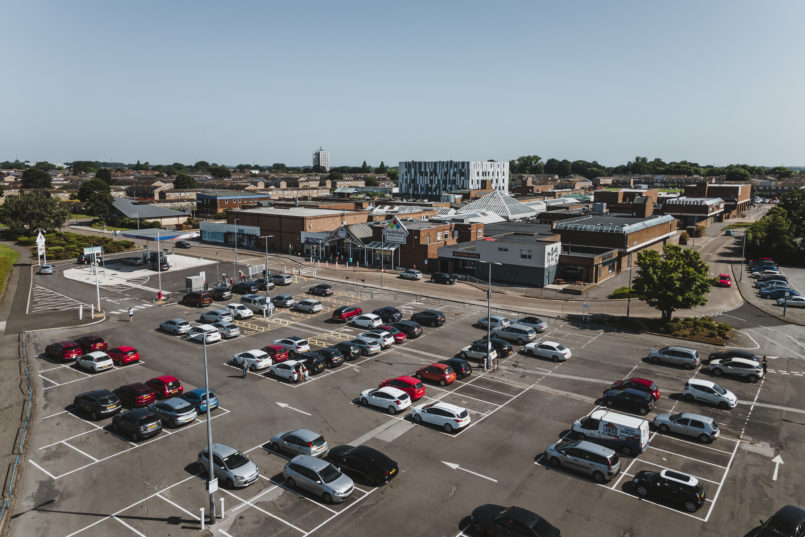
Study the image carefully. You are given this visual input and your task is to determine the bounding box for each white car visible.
[240,294,274,315]
[76,351,114,372]
[200,308,233,324]
[227,303,254,319]
[352,314,382,329]
[232,349,272,371]
[160,318,191,335]
[777,296,805,308]
[186,324,222,344]
[399,269,422,280]
[268,360,302,382]
[682,379,737,409]
[294,299,323,313]
[359,386,411,414]
[524,341,572,362]
[477,316,511,329]
[411,402,471,433]
[273,337,310,357]
[359,330,394,349]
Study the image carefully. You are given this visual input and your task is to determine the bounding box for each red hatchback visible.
[76,335,109,353]
[610,377,660,401]
[380,376,425,401]
[717,274,732,288]
[262,344,289,363]
[114,383,157,408]
[45,340,82,361]
[415,363,457,386]
[108,346,140,366]
[145,376,184,399]
[380,325,408,344]
[332,305,362,322]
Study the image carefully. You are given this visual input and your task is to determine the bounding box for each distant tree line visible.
[745,190,805,266]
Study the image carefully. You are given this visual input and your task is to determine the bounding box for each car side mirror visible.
[316,480,322,484]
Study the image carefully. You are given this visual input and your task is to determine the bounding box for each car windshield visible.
[712,384,727,395]
[413,381,423,389]
[223,452,249,469]
[556,344,567,350]
[319,464,342,483]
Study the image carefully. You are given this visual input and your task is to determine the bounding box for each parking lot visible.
[12,272,805,537]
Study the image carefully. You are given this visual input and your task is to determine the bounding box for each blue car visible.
[181,388,219,412]
[761,288,800,300]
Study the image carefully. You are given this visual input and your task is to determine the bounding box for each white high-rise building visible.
[398,161,509,200]
[313,147,330,172]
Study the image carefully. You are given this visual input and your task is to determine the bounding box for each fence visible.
[1,330,34,529]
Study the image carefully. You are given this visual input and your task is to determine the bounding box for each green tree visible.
[21,168,52,189]
[193,161,210,172]
[0,191,69,235]
[558,159,572,177]
[628,156,649,174]
[174,174,197,189]
[77,178,110,202]
[71,161,97,174]
[84,190,114,222]
[377,161,387,174]
[632,245,711,321]
[34,161,55,171]
[95,168,113,185]
[746,206,799,263]
[365,177,379,187]
[725,167,751,181]
[387,169,398,181]
[778,189,805,236]
[543,158,561,175]
[271,163,287,171]
[769,166,795,179]
[361,161,371,172]
[312,165,326,173]
[210,165,231,179]
[327,171,344,181]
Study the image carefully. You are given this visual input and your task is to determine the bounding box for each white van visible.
[571,408,650,456]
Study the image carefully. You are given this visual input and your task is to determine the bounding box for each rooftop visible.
[664,197,724,206]
[553,214,676,234]
[234,206,349,217]
[456,191,536,221]
[112,198,188,219]
[196,190,273,199]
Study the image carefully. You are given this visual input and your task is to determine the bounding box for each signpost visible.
[36,231,46,266]
[381,216,408,282]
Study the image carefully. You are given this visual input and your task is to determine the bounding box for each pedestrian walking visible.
[241,362,248,378]
[302,365,309,382]
[128,307,134,322]
[762,355,768,375]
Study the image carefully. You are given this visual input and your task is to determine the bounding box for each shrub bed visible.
[17,232,136,260]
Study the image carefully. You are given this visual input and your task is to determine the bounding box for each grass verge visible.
[0,244,20,297]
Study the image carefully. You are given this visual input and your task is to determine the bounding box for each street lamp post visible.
[216,252,220,284]
[260,235,274,317]
[232,218,239,282]
[481,261,502,371]
[202,339,216,524]
[739,230,747,282]
[626,254,633,319]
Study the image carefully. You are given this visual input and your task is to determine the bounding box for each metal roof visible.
[112,198,188,219]
[664,196,724,206]
[456,191,536,221]
[553,214,675,234]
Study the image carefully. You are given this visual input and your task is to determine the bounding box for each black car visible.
[75,335,108,353]
[470,505,560,537]
[255,278,275,291]
[372,306,402,323]
[706,348,759,365]
[411,309,445,327]
[430,272,457,285]
[77,253,103,264]
[308,283,334,296]
[175,240,192,249]
[111,407,162,441]
[300,352,327,375]
[335,341,362,361]
[122,256,144,266]
[210,285,232,301]
[73,389,121,420]
[318,347,344,368]
[752,505,805,537]
[326,445,399,486]
[602,388,655,416]
[474,337,513,358]
[632,469,705,512]
[232,281,259,294]
[391,320,422,338]
[440,357,472,379]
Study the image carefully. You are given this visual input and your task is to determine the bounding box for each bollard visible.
[200,508,205,530]
[219,497,225,518]
[90,304,95,317]
[79,304,83,320]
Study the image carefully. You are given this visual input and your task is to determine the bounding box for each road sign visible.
[36,232,46,246]
[206,477,218,493]
[83,246,102,255]
[382,216,409,244]
[248,264,265,276]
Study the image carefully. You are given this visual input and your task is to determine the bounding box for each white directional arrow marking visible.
[276,402,311,416]
[772,454,783,481]
[442,461,498,483]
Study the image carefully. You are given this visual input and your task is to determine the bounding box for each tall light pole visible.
[215,252,220,284]
[156,230,163,298]
[260,235,274,316]
[739,229,747,282]
[202,338,216,524]
[232,218,239,282]
[626,254,633,319]
[481,261,502,371]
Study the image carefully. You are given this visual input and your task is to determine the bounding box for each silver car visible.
[212,322,241,339]
[648,346,699,370]
[709,357,764,383]
[516,316,548,332]
[148,398,197,427]
[543,439,620,483]
[269,429,328,457]
[491,323,537,345]
[477,316,511,329]
[38,264,56,275]
[346,338,380,356]
[197,443,259,489]
[653,412,720,443]
[282,454,354,504]
[294,299,323,313]
[160,318,191,335]
[200,308,233,324]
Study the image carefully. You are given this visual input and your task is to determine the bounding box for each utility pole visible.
[232,218,239,282]
[260,235,274,316]
[202,339,216,524]
[626,254,633,319]
[739,230,747,282]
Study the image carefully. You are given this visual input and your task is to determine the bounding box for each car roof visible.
[83,351,110,359]
[166,318,187,324]
[264,344,285,351]
[186,388,211,396]
[659,468,699,487]
[767,505,805,531]
[664,345,695,352]
[394,375,420,385]
[194,324,217,331]
[506,323,534,330]
[112,346,136,352]
[617,388,652,399]
[81,389,115,397]
[151,375,178,383]
[288,428,321,441]
[376,386,407,397]
[157,398,191,409]
[678,412,714,423]
[573,440,617,456]
[501,506,546,528]
[539,340,561,347]
[426,401,465,413]
[718,273,730,278]
[687,378,715,388]
[290,453,329,471]
[56,340,79,346]
[717,357,759,366]
[240,349,267,356]
[209,443,239,457]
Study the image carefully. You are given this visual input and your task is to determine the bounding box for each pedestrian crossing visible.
[108,303,155,315]
[29,286,86,313]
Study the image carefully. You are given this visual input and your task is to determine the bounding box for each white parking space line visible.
[28,460,57,480]
[41,409,69,420]
[606,486,707,522]
[301,488,376,536]
[229,483,280,512]
[427,385,502,407]
[156,493,201,520]
[268,478,338,514]
[61,441,98,462]
[113,516,146,536]
[645,446,727,469]
[39,374,59,385]
[654,434,737,455]
[223,488,307,534]
[456,381,520,397]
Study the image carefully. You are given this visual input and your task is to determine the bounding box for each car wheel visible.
[592,471,605,484]
[699,434,712,444]
[271,442,280,453]
[472,522,489,535]
[551,355,560,362]
[387,406,397,415]
[636,485,648,497]
[659,424,670,433]
[639,407,648,416]
[91,411,98,420]
[250,364,257,372]
[605,399,614,408]
[322,493,333,504]
[577,433,586,440]
[684,393,694,402]
[413,414,422,424]
[460,352,468,359]
[684,500,698,513]
[225,478,235,489]
[684,363,694,370]
[132,431,140,442]
[748,375,758,383]
[415,372,422,379]
[439,379,446,386]
[517,339,525,346]
[620,445,633,457]
[443,423,453,433]
[718,401,729,410]
[712,368,722,377]
[360,398,369,406]
[549,457,561,469]
[268,370,275,378]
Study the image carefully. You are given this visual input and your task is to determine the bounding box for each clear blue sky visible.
[2,1,803,167]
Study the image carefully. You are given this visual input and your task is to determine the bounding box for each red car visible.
[262,344,289,363]
[332,305,362,322]
[114,383,157,407]
[415,363,457,386]
[380,376,425,401]
[610,377,660,401]
[45,340,82,361]
[76,335,108,353]
[717,274,732,288]
[380,325,408,344]
[108,346,140,366]
[145,375,184,399]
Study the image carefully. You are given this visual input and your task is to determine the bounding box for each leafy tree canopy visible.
[77,178,111,202]
[725,167,751,181]
[509,155,544,174]
[365,177,379,187]
[377,161,387,174]
[71,161,97,174]
[210,165,231,179]
[632,244,711,321]
[174,174,197,189]
[95,168,113,185]
[21,168,52,189]
[0,191,69,235]
[327,171,344,181]
[34,161,56,171]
